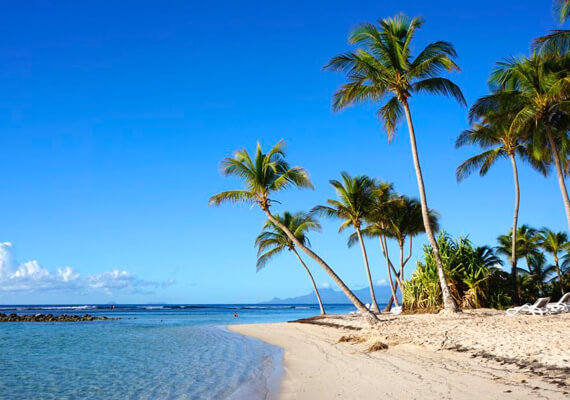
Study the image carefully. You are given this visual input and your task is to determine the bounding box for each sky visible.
[0,0,566,304]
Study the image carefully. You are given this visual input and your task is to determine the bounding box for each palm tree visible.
[524,253,556,297]
[209,141,379,324]
[538,228,568,295]
[312,172,381,312]
[533,0,570,54]
[496,225,542,300]
[456,101,547,303]
[475,55,570,230]
[347,181,401,307]
[324,14,465,312]
[376,196,438,310]
[255,211,326,315]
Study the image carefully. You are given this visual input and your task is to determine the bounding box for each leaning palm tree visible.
[538,228,568,295]
[209,141,379,324]
[456,101,547,303]
[255,211,326,315]
[312,172,381,312]
[324,14,465,312]
[476,55,570,230]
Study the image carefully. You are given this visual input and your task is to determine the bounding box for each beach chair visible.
[390,306,402,315]
[546,293,570,314]
[506,297,550,316]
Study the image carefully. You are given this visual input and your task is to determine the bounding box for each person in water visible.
[233,312,238,318]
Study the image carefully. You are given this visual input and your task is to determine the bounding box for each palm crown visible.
[456,102,547,181]
[324,13,466,137]
[311,172,378,231]
[255,212,321,270]
[496,225,542,268]
[208,141,313,210]
[538,228,569,260]
[474,55,570,136]
[380,196,439,245]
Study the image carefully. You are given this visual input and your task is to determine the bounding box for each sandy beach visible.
[229,310,569,399]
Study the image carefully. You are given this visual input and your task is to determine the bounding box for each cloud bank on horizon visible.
[0,242,173,295]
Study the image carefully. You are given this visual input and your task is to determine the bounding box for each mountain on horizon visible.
[262,285,399,305]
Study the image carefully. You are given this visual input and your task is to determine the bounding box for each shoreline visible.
[229,311,569,399]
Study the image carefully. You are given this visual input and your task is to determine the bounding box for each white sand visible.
[229,311,569,400]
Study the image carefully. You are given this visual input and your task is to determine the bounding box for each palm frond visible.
[412,77,466,106]
[208,190,257,206]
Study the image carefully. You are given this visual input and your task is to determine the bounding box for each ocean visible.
[0,304,356,399]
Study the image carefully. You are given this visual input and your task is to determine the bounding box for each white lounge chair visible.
[390,306,402,315]
[506,297,550,316]
[546,293,570,314]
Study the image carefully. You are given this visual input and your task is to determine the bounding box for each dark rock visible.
[0,313,119,322]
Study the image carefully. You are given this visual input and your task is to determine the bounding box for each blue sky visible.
[0,0,565,304]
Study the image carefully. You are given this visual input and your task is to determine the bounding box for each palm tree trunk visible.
[382,236,404,288]
[380,237,400,307]
[402,101,460,313]
[385,239,412,311]
[546,124,570,229]
[292,248,326,315]
[356,228,380,312]
[264,210,379,325]
[509,155,520,304]
[554,254,565,296]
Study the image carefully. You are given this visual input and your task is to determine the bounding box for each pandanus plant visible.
[209,141,379,324]
[255,211,326,315]
[325,14,466,312]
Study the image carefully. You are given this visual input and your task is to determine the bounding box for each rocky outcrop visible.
[0,313,118,322]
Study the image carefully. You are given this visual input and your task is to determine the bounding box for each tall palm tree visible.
[538,228,568,295]
[312,172,381,312]
[475,55,570,230]
[209,141,379,324]
[255,211,326,315]
[456,102,547,303]
[324,14,466,312]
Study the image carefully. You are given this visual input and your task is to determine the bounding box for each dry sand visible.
[229,310,569,399]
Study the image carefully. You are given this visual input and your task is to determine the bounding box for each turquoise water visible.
[0,304,355,399]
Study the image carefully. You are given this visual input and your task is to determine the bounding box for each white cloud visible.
[321,282,331,289]
[376,279,387,286]
[0,242,173,294]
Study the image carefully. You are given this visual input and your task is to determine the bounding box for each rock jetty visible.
[0,313,117,322]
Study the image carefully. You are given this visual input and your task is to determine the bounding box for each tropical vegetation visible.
[210,1,570,321]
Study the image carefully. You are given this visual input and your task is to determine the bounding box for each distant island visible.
[262,285,399,305]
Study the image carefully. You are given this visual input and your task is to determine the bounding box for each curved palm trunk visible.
[509,155,520,304]
[403,102,460,313]
[356,228,380,312]
[264,210,379,325]
[380,237,400,308]
[546,124,570,229]
[292,248,326,315]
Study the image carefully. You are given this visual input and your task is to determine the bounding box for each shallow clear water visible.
[0,304,356,399]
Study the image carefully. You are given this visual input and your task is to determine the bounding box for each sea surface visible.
[0,304,357,400]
